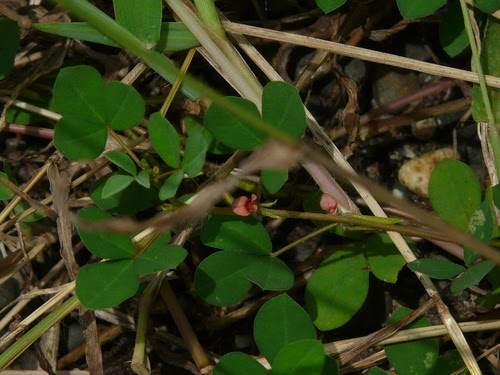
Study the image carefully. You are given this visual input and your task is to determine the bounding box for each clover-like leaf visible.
[76,207,136,259]
[450,261,495,292]
[204,97,266,151]
[213,352,268,375]
[91,173,159,215]
[135,171,150,188]
[365,234,409,283]
[53,65,106,123]
[408,259,466,279]
[261,169,288,194]
[200,215,272,255]
[243,256,293,291]
[262,81,306,139]
[105,150,137,175]
[134,244,187,275]
[104,81,145,130]
[429,159,481,231]
[272,339,325,375]
[305,243,369,330]
[396,0,446,19]
[194,250,253,306]
[254,294,316,364]
[54,115,107,161]
[102,174,135,198]
[315,0,348,13]
[385,307,438,375]
[149,112,181,168]
[159,169,184,200]
[76,259,139,309]
[183,127,208,177]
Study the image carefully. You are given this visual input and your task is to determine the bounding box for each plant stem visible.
[105,125,145,170]
[160,48,196,116]
[272,222,338,257]
[459,0,500,177]
[193,0,225,37]
[0,295,80,369]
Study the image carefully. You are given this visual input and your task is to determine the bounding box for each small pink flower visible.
[320,193,338,214]
[232,194,258,216]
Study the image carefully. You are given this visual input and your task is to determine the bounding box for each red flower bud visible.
[320,193,338,214]
[232,194,258,216]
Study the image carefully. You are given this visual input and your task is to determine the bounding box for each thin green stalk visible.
[193,0,225,37]
[0,295,81,369]
[459,0,500,177]
[131,276,164,375]
[272,222,338,257]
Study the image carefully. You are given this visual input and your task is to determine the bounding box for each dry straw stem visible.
[222,21,500,89]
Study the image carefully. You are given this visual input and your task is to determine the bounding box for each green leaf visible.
[493,184,500,209]
[243,256,294,291]
[104,81,145,130]
[102,174,135,198]
[91,173,159,215]
[320,356,340,375]
[439,0,468,57]
[200,215,272,255]
[365,234,407,283]
[53,65,106,123]
[385,308,439,375]
[113,0,161,48]
[194,250,253,306]
[158,169,184,200]
[0,172,15,200]
[14,202,45,223]
[367,367,390,375]
[76,259,139,309]
[407,259,466,279]
[157,22,200,52]
[134,244,187,275]
[396,0,446,18]
[182,128,208,177]
[464,200,495,266]
[315,0,348,13]
[472,17,500,123]
[34,22,200,52]
[105,150,137,175]
[213,352,268,375]
[204,97,266,151]
[429,159,481,231]
[34,22,120,47]
[272,340,325,375]
[450,260,495,292]
[54,115,107,161]
[475,0,500,14]
[429,350,467,375]
[76,207,136,259]
[261,169,288,194]
[305,244,369,330]
[262,81,306,139]
[184,114,233,155]
[0,18,20,79]
[476,267,500,307]
[135,171,150,188]
[254,294,316,364]
[149,112,181,168]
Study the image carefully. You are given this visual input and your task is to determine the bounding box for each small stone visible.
[372,69,420,107]
[412,118,437,140]
[235,334,251,349]
[398,147,458,197]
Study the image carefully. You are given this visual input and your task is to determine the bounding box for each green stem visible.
[0,295,81,369]
[459,0,500,178]
[272,222,338,257]
[193,0,225,37]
